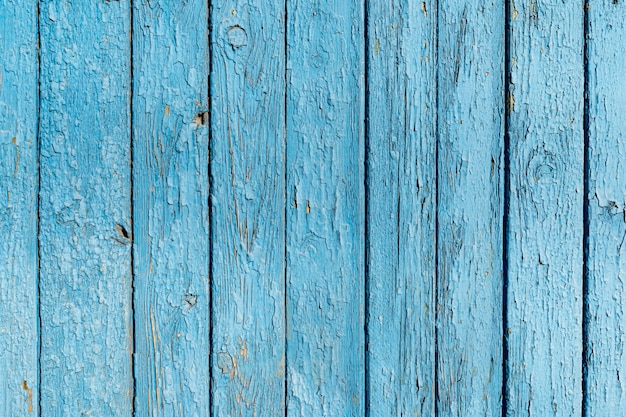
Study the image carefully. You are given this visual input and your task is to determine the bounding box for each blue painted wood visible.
[132,1,211,415]
[210,1,286,416]
[585,1,626,414]
[365,1,436,415]
[0,1,39,415]
[437,1,504,415]
[38,1,133,415]
[286,0,365,415]
[506,1,584,415]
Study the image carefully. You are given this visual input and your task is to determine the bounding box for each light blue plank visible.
[286,0,365,415]
[132,1,211,415]
[436,1,504,415]
[365,1,436,415]
[506,1,584,415]
[210,1,286,416]
[38,1,133,415]
[585,1,626,414]
[0,1,39,415]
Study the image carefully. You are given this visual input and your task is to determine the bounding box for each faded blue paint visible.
[132,1,211,416]
[0,1,39,415]
[2,3,626,417]
[286,0,365,415]
[585,1,626,414]
[210,0,287,416]
[366,1,436,416]
[38,1,133,415]
[507,1,584,415]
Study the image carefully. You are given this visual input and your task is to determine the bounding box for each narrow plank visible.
[132,1,211,415]
[506,1,584,415]
[0,1,39,415]
[365,1,436,415]
[38,1,133,415]
[585,1,626,414]
[436,1,504,415]
[210,0,286,415]
[286,0,365,415]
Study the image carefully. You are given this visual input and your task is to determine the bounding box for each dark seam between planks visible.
[582,1,590,415]
[363,0,370,414]
[129,0,136,415]
[36,0,42,414]
[434,0,440,413]
[502,0,511,415]
[207,0,214,412]
[283,0,289,413]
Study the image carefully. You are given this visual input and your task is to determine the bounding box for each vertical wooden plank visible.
[210,0,286,415]
[132,1,210,415]
[365,1,436,415]
[585,1,626,414]
[436,1,504,415]
[506,0,584,415]
[286,0,365,415]
[0,1,39,415]
[38,1,133,415]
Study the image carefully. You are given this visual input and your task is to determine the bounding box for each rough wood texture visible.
[38,1,133,415]
[365,1,436,415]
[585,1,626,414]
[0,1,39,415]
[506,1,584,415]
[286,0,365,415]
[132,1,211,415]
[437,1,504,415]
[210,0,286,415]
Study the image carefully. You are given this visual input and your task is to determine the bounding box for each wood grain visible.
[506,1,584,415]
[436,1,505,415]
[585,0,626,414]
[132,1,211,415]
[365,1,436,415]
[210,0,286,415]
[38,1,133,414]
[0,1,39,415]
[286,0,365,415]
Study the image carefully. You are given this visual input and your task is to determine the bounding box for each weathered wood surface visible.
[0,1,39,415]
[38,1,133,415]
[132,1,211,416]
[506,1,584,415]
[437,1,505,415]
[585,1,626,415]
[3,3,626,416]
[210,0,286,415]
[286,0,365,415]
[365,1,436,416]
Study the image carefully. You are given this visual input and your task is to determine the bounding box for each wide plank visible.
[286,0,365,415]
[365,1,436,415]
[0,1,39,415]
[436,1,505,415]
[506,1,584,415]
[585,0,626,414]
[210,0,286,415]
[132,1,211,415]
[38,1,133,414]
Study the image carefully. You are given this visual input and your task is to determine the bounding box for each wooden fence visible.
[1,0,624,416]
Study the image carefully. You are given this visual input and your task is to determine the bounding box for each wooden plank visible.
[436,1,504,415]
[0,1,39,415]
[210,1,286,416]
[38,1,133,415]
[286,0,365,415]
[506,1,584,415]
[132,1,211,415]
[365,1,436,415]
[585,1,626,414]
